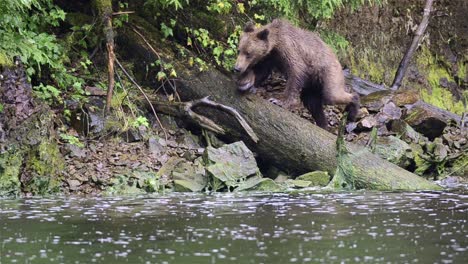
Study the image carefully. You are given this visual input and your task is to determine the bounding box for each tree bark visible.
[118,17,440,190]
[391,0,434,90]
[94,0,115,113]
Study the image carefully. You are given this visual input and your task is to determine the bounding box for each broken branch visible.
[391,0,434,90]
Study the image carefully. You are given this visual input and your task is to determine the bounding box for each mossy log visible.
[118,17,440,190]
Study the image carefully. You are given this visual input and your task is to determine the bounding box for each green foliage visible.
[143,0,381,73]
[60,133,85,148]
[132,116,150,128]
[144,0,189,10]
[252,0,383,24]
[0,0,86,105]
[319,30,349,57]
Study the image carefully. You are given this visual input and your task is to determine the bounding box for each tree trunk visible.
[118,17,440,190]
[94,0,115,113]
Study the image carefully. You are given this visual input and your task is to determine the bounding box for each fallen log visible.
[118,17,440,190]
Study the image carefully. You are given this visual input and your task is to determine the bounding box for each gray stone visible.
[65,143,87,158]
[67,179,81,191]
[388,120,421,143]
[204,141,260,188]
[373,136,411,167]
[381,102,402,120]
[148,137,166,156]
[404,101,461,140]
[173,157,207,192]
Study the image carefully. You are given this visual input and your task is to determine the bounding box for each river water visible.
[1,191,467,263]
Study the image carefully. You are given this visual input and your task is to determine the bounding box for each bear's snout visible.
[233,66,242,73]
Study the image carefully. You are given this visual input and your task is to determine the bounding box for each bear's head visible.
[234,22,270,74]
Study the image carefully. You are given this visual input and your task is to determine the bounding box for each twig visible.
[113,11,135,15]
[115,58,168,140]
[131,27,181,100]
[115,69,137,119]
[391,0,435,90]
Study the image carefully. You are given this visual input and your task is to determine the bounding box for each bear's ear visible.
[244,22,255,32]
[256,29,269,41]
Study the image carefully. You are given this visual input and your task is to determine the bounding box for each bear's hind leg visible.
[303,94,327,128]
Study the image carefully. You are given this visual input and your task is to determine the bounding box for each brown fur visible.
[234,19,360,128]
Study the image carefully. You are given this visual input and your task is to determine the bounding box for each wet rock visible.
[346,122,358,133]
[65,143,87,158]
[177,131,202,150]
[173,157,207,192]
[67,179,81,191]
[356,107,369,119]
[360,90,393,112]
[436,176,467,189]
[373,136,411,167]
[296,171,330,187]
[404,101,461,140]
[358,115,378,130]
[204,141,260,188]
[285,179,312,188]
[122,127,145,142]
[429,138,449,162]
[71,97,106,136]
[235,175,271,191]
[148,137,166,156]
[392,90,420,106]
[274,174,290,183]
[381,102,402,120]
[388,120,421,143]
[241,178,282,192]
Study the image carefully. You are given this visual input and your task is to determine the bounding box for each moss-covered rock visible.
[0,150,22,196]
[21,140,65,195]
[373,136,411,168]
[296,171,330,187]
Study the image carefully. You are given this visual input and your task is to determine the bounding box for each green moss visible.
[23,140,65,195]
[456,59,466,82]
[417,46,466,115]
[92,0,112,13]
[0,150,22,196]
[348,46,389,84]
[451,153,468,178]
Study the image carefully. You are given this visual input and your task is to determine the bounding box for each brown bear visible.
[234,19,359,128]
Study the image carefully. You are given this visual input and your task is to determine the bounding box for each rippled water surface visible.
[1,192,467,263]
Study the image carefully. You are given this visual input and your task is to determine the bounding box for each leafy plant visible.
[60,133,85,148]
[0,0,86,105]
[132,116,150,128]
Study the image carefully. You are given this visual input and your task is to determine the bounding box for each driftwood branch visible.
[391,0,435,90]
[150,97,259,143]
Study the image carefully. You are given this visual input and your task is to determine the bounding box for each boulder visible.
[296,171,330,186]
[373,136,411,167]
[204,141,260,188]
[404,101,461,140]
